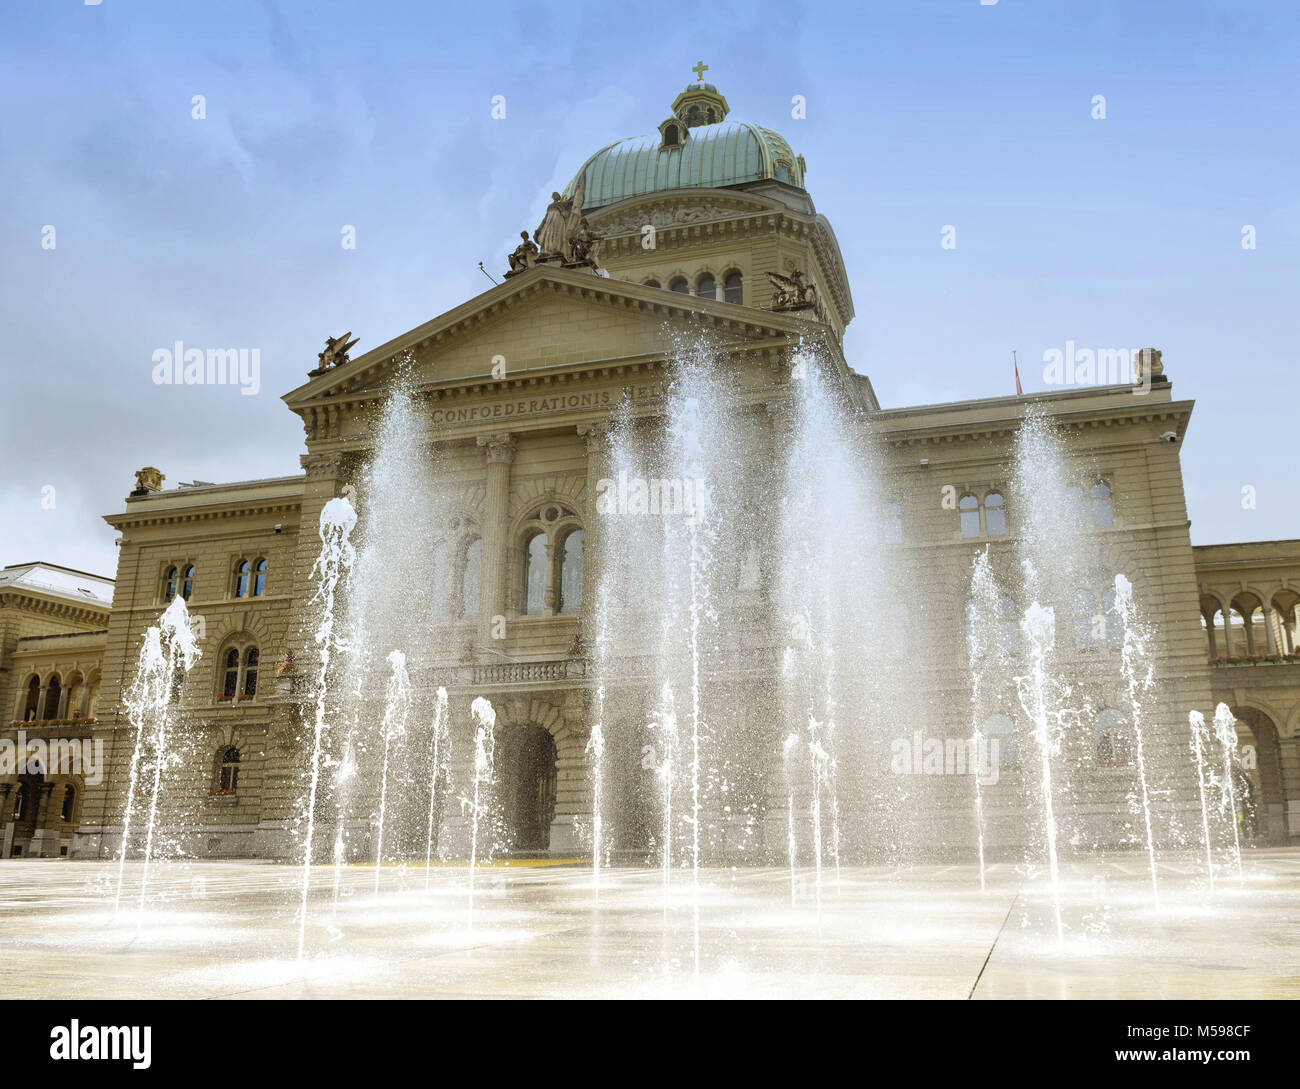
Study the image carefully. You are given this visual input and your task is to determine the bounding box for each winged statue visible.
[765,270,818,311]
[312,332,359,374]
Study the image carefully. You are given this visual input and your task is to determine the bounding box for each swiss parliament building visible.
[2,74,1298,861]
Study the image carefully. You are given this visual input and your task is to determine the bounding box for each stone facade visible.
[9,76,1296,863]
[0,563,112,857]
[1194,539,1300,843]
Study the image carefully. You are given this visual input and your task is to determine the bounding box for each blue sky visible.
[1,0,1296,577]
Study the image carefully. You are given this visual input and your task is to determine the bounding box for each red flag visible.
[1013,350,1023,395]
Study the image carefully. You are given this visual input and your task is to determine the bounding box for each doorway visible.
[502,726,557,851]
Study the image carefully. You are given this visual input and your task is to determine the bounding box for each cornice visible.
[877,397,1194,449]
[0,592,110,627]
[104,498,302,530]
[295,338,803,446]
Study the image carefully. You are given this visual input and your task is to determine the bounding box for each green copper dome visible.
[564,80,806,211]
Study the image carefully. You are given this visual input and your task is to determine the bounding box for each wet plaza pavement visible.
[0,850,1296,999]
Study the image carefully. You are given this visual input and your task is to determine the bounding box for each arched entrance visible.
[1234,707,1288,845]
[499,725,557,852]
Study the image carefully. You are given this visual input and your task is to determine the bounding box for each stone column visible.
[577,422,609,645]
[1222,609,1235,659]
[1262,601,1278,654]
[476,432,516,650]
[28,783,56,857]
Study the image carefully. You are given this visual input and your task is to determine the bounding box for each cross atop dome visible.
[672,65,729,127]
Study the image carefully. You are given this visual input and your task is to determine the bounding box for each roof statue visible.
[131,466,165,496]
[506,230,540,275]
[535,170,585,261]
[765,269,818,312]
[506,172,602,276]
[309,332,359,376]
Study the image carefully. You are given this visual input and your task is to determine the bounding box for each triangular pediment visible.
[283,264,823,409]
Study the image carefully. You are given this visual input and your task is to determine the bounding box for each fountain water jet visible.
[782,732,799,904]
[466,696,497,934]
[1212,702,1244,876]
[652,682,678,895]
[1188,710,1216,890]
[114,595,201,920]
[966,548,1004,892]
[372,649,412,901]
[298,494,357,960]
[1018,603,1065,944]
[423,687,449,889]
[1112,574,1160,906]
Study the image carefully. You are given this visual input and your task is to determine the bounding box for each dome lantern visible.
[671,61,729,127]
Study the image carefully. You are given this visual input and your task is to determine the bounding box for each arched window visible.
[461,537,482,619]
[60,786,75,822]
[221,649,240,700]
[216,640,259,702]
[242,648,259,698]
[559,529,584,613]
[1073,590,1098,651]
[984,492,1006,536]
[959,494,981,539]
[164,566,178,602]
[696,272,716,301]
[668,276,689,294]
[22,675,39,721]
[1095,709,1131,767]
[65,674,84,719]
[1091,482,1113,527]
[982,713,1018,767]
[12,784,27,822]
[45,676,61,721]
[234,560,250,598]
[252,558,267,596]
[524,531,548,615]
[219,747,240,792]
[662,124,680,147]
[644,278,661,289]
[724,271,743,304]
[996,595,1020,653]
[516,504,584,618]
[181,565,195,600]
